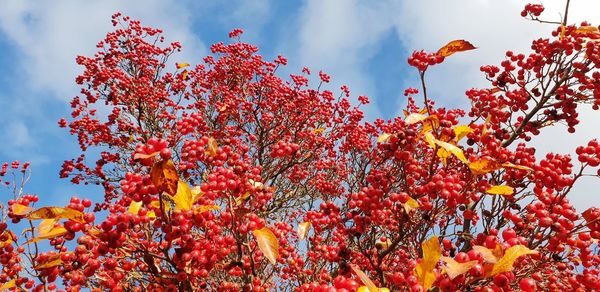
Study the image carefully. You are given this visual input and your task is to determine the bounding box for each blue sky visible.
[0,0,599,211]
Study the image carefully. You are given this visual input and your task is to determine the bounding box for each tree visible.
[1,3,600,291]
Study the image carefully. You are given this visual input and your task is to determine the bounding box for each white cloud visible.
[0,0,206,99]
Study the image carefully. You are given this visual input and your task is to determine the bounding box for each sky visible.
[0,0,599,211]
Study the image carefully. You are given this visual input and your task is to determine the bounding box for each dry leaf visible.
[491,245,538,276]
[177,62,190,69]
[469,158,502,175]
[453,125,474,142]
[473,245,500,264]
[0,279,15,291]
[11,203,33,216]
[402,197,420,213]
[486,185,514,196]
[405,113,428,125]
[27,207,85,223]
[133,151,159,160]
[253,227,279,265]
[150,159,179,196]
[351,265,378,292]
[436,40,477,57]
[206,137,219,157]
[378,133,392,143]
[297,222,311,240]
[442,257,478,279]
[414,236,441,290]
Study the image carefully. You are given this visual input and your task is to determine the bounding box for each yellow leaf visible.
[206,137,219,157]
[297,222,311,240]
[0,279,15,291]
[436,40,477,57]
[132,151,160,160]
[181,70,189,80]
[424,132,436,148]
[173,180,193,211]
[191,186,204,204]
[473,245,500,264]
[502,162,533,172]
[405,113,428,125]
[176,62,190,69]
[11,203,33,215]
[491,245,538,276]
[351,264,378,292]
[435,139,467,164]
[560,24,566,40]
[128,201,143,215]
[194,205,221,213]
[252,227,279,265]
[378,133,392,143]
[402,197,420,213]
[357,287,390,292]
[150,159,179,196]
[437,147,451,165]
[469,158,502,175]
[27,207,85,223]
[25,226,68,244]
[35,257,63,270]
[38,219,59,237]
[486,185,514,196]
[442,257,478,279]
[146,211,156,219]
[574,26,599,36]
[0,232,13,249]
[414,236,441,290]
[235,192,252,206]
[312,128,325,135]
[453,125,474,142]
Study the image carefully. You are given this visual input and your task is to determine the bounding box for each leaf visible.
[27,207,85,223]
[191,186,204,204]
[502,162,533,172]
[491,245,538,276]
[414,236,441,290]
[402,197,420,213]
[128,201,143,215]
[469,158,502,175]
[25,226,68,244]
[35,257,63,270]
[442,257,478,279]
[176,62,190,69]
[453,125,474,142]
[351,264,378,292]
[173,180,193,211]
[252,227,279,265]
[205,137,219,157]
[574,26,600,36]
[0,279,15,291]
[0,232,13,249]
[405,113,428,125]
[297,222,311,240]
[357,287,390,292]
[11,203,33,215]
[473,245,500,264]
[424,132,436,148]
[150,159,179,196]
[437,147,451,165]
[377,133,392,143]
[436,40,476,57]
[38,219,59,237]
[194,205,221,213]
[486,185,514,196]
[312,128,325,135]
[376,238,392,250]
[133,151,159,160]
[435,139,468,164]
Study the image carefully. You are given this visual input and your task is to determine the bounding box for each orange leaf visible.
[150,159,179,196]
[436,40,476,57]
[442,257,478,279]
[472,245,500,264]
[132,151,159,160]
[351,264,378,292]
[38,219,59,237]
[453,125,474,142]
[312,128,325,135]
[252,227,279,265]
[176,62,190,69]
[414,236,441,290]
[491,245,538,276]
[402,197,420,213]
[206,137,219,157]
[469,158,502,175]
[27,207,85,223]
[502,162,533,172]
[485,185,514,196]
[405,113,428,125]
[574,26,600,36]
[297,222,311,240]
[194,205,221,213]
[11,203,33,216]
[0,279,15,291]
[35,254,63,270]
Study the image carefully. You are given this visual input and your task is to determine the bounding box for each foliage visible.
[1,4,600,291]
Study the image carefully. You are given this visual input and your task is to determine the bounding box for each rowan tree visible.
[1,2,600,291]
